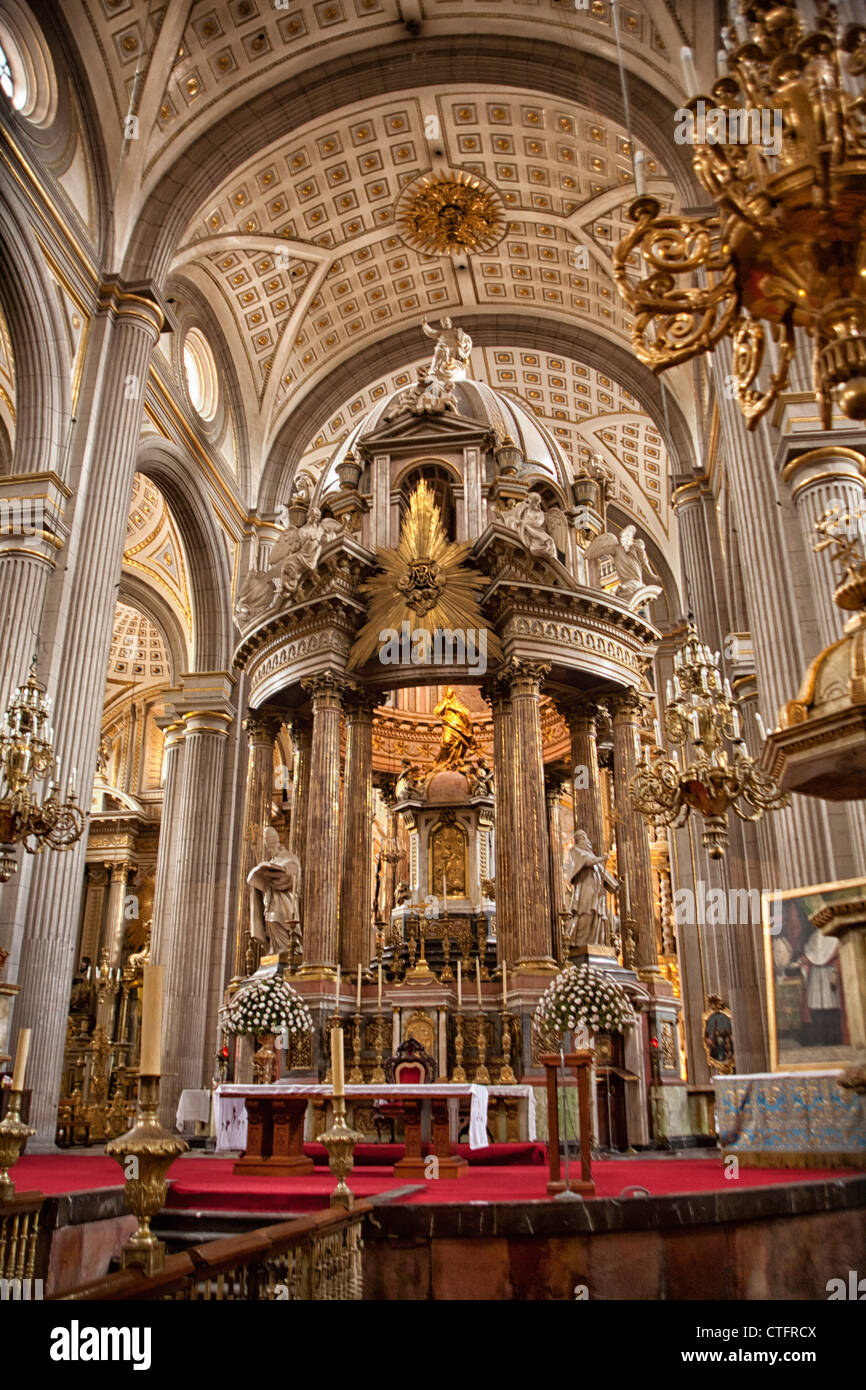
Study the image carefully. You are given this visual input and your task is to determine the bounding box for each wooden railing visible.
[0,1193,42,1285]
[51,1203,370,1302]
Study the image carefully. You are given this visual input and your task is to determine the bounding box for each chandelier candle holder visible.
[0,663,85,882]
[630,624,789,858]
[0,1029,35,1199]
[349,1012,364,1084]
[105,1073,189,1275]
[369,1012,388,1085]
[614,2,866,428]
[319,1026,364,1210]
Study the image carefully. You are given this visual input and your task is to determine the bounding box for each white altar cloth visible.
[214,1082,536,1152]
[176,1088,212,1128]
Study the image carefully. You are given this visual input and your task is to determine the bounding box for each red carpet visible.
[12,1152,858,1212]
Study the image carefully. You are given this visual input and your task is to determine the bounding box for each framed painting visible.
[762,876,866,1071]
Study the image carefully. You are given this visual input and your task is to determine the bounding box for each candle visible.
[69,766,77,797]
[139,964,164,1076]
[633,149,646,196]
[457,958,462,1008]
[755,711,767,741]
[622,874,631,917]
[331,1025,345,1096]
[501,960,507,1006]
[11,1027,31,1091]
[680,45,699,97]
[654,719,662,747]
[377,957,382,1008]
[335,964,341,1011]
[356,962,362,1011]
[442,873,447,916]
[476,958,482,1008]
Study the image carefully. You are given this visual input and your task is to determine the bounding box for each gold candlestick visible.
[440,932,454,982]
[106,1074,188,1275]
[474,1012,491,1085]
[324,1009,341,1084]
[349,1012,364,1083]
[499,1010,517,1085]
[370,1012,388,1084]
[319,1093,364,1209]
[0,1090,35,1199]
[452,1011,467,1083]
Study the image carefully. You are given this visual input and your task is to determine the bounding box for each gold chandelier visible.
[614,1,866,428]
[0,663,85,882]
[630,625,789,858]
[394,168,507,257]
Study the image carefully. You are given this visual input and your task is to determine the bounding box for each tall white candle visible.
[335,964,340,1011]
[356,962,362,1011]
[457,959,462,1008]
[331,1025,345,1096]
[11,1027,31,1091]
[755,711,767,741]
[633,149,646,197]
[139,964,164,1076]
[501,960,507,1006]
[476,958,482,1008]
[377,957,382,1008]
[680,46,699,97]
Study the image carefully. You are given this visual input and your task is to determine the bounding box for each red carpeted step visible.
[300,1141,547,1166]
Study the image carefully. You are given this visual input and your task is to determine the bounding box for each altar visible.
[215,1082,537,1178]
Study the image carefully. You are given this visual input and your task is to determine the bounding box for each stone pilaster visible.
[232,710,283,978]
[160,696,234,1120]
[79,865,108,968]
[483,674,515,965]
[505,661,555,971]
[339,691,375,971]
[11,281,166,1139]
[0,472,69,714]
[610,690,660,976]
[149,718,186,966]
[102,863,132,972]
[565,698,606,857]
[781,446,866,649]
[299,673,348,975]
[287,716,312,875]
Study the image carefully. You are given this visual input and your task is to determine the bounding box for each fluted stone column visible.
[484,675,515,964]
[232,710,283,977]
[102,863,132,972]
[12,281,166,1139]
[565,698,606,857]
[149,718,186,966]
[300,673,347,975]
[610,691,660,976]
[287,717,312,876]
[79,866,109,968]
[782,446,866,649]
[546,778,567,963]
[506,661,555,971]
[339,691,375,971]
[161,703,234,1120]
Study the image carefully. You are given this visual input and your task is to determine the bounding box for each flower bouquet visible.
[533,963,634,1053]
[223,975,314,1039]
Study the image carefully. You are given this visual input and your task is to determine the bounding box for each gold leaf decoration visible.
[349,480,500,669]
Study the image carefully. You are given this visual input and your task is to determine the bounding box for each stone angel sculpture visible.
[585,524,661,610]
[498,491,558,561]
[233,502,345,626]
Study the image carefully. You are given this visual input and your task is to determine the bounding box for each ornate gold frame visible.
[762,876,866,1073]
[702,994,735,1076]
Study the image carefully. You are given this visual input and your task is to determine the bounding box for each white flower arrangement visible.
[223,976,314,1039]
[533,963,634,1050]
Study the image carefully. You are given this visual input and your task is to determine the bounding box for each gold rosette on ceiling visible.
[394,167,507,257]
[349,480,500,669]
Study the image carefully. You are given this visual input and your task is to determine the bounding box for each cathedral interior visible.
[0,0,865,1317]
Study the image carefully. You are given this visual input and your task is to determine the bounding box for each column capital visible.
[341,685,378,721]
[609,688,647,723]
[96,277,173,341]
[302,669,353,709]
[481,672,512,709]
[781,445,866,500]
[503,658,550,698]
[564,695,605,734]
[243,709,284,744]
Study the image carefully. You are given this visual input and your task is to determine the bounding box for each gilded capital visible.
[481,672,512,710]
[504,658,550,698]
[302,670,353,709]
[243,710,283,745]
[565,695,605,736]
[609,688,646,723]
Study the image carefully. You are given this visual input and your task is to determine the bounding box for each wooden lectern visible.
[541,1051,595,1197]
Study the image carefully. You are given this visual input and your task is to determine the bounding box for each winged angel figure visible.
[585,524,661,610]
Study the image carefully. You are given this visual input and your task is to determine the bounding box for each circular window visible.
[183,328,219,422]
[0,7,57,126]
[0,38,23,109]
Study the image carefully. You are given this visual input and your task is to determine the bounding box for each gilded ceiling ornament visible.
[349,479,501,668]
[393,168,507,257]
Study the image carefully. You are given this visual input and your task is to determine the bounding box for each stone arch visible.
[258,316,698,514]
[134,439,233,673]
[117,570,190,687]
[122,33,700,286]
[0,192,71,478]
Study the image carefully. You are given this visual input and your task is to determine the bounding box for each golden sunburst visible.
[349,480,500,668]
[393,168,507,257]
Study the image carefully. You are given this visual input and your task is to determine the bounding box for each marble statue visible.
[564,830,616,948]
[395,757,423,801]
[234,503,345,625]
[247,826,302,957]
[585,524,662,610]
[421,315,473,380]
[431,686,475,772]
[499,492,556,560]
[468,754,494,797]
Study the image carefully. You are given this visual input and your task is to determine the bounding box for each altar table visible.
[713,1070,866,1168]
[214,1083,536,1179]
